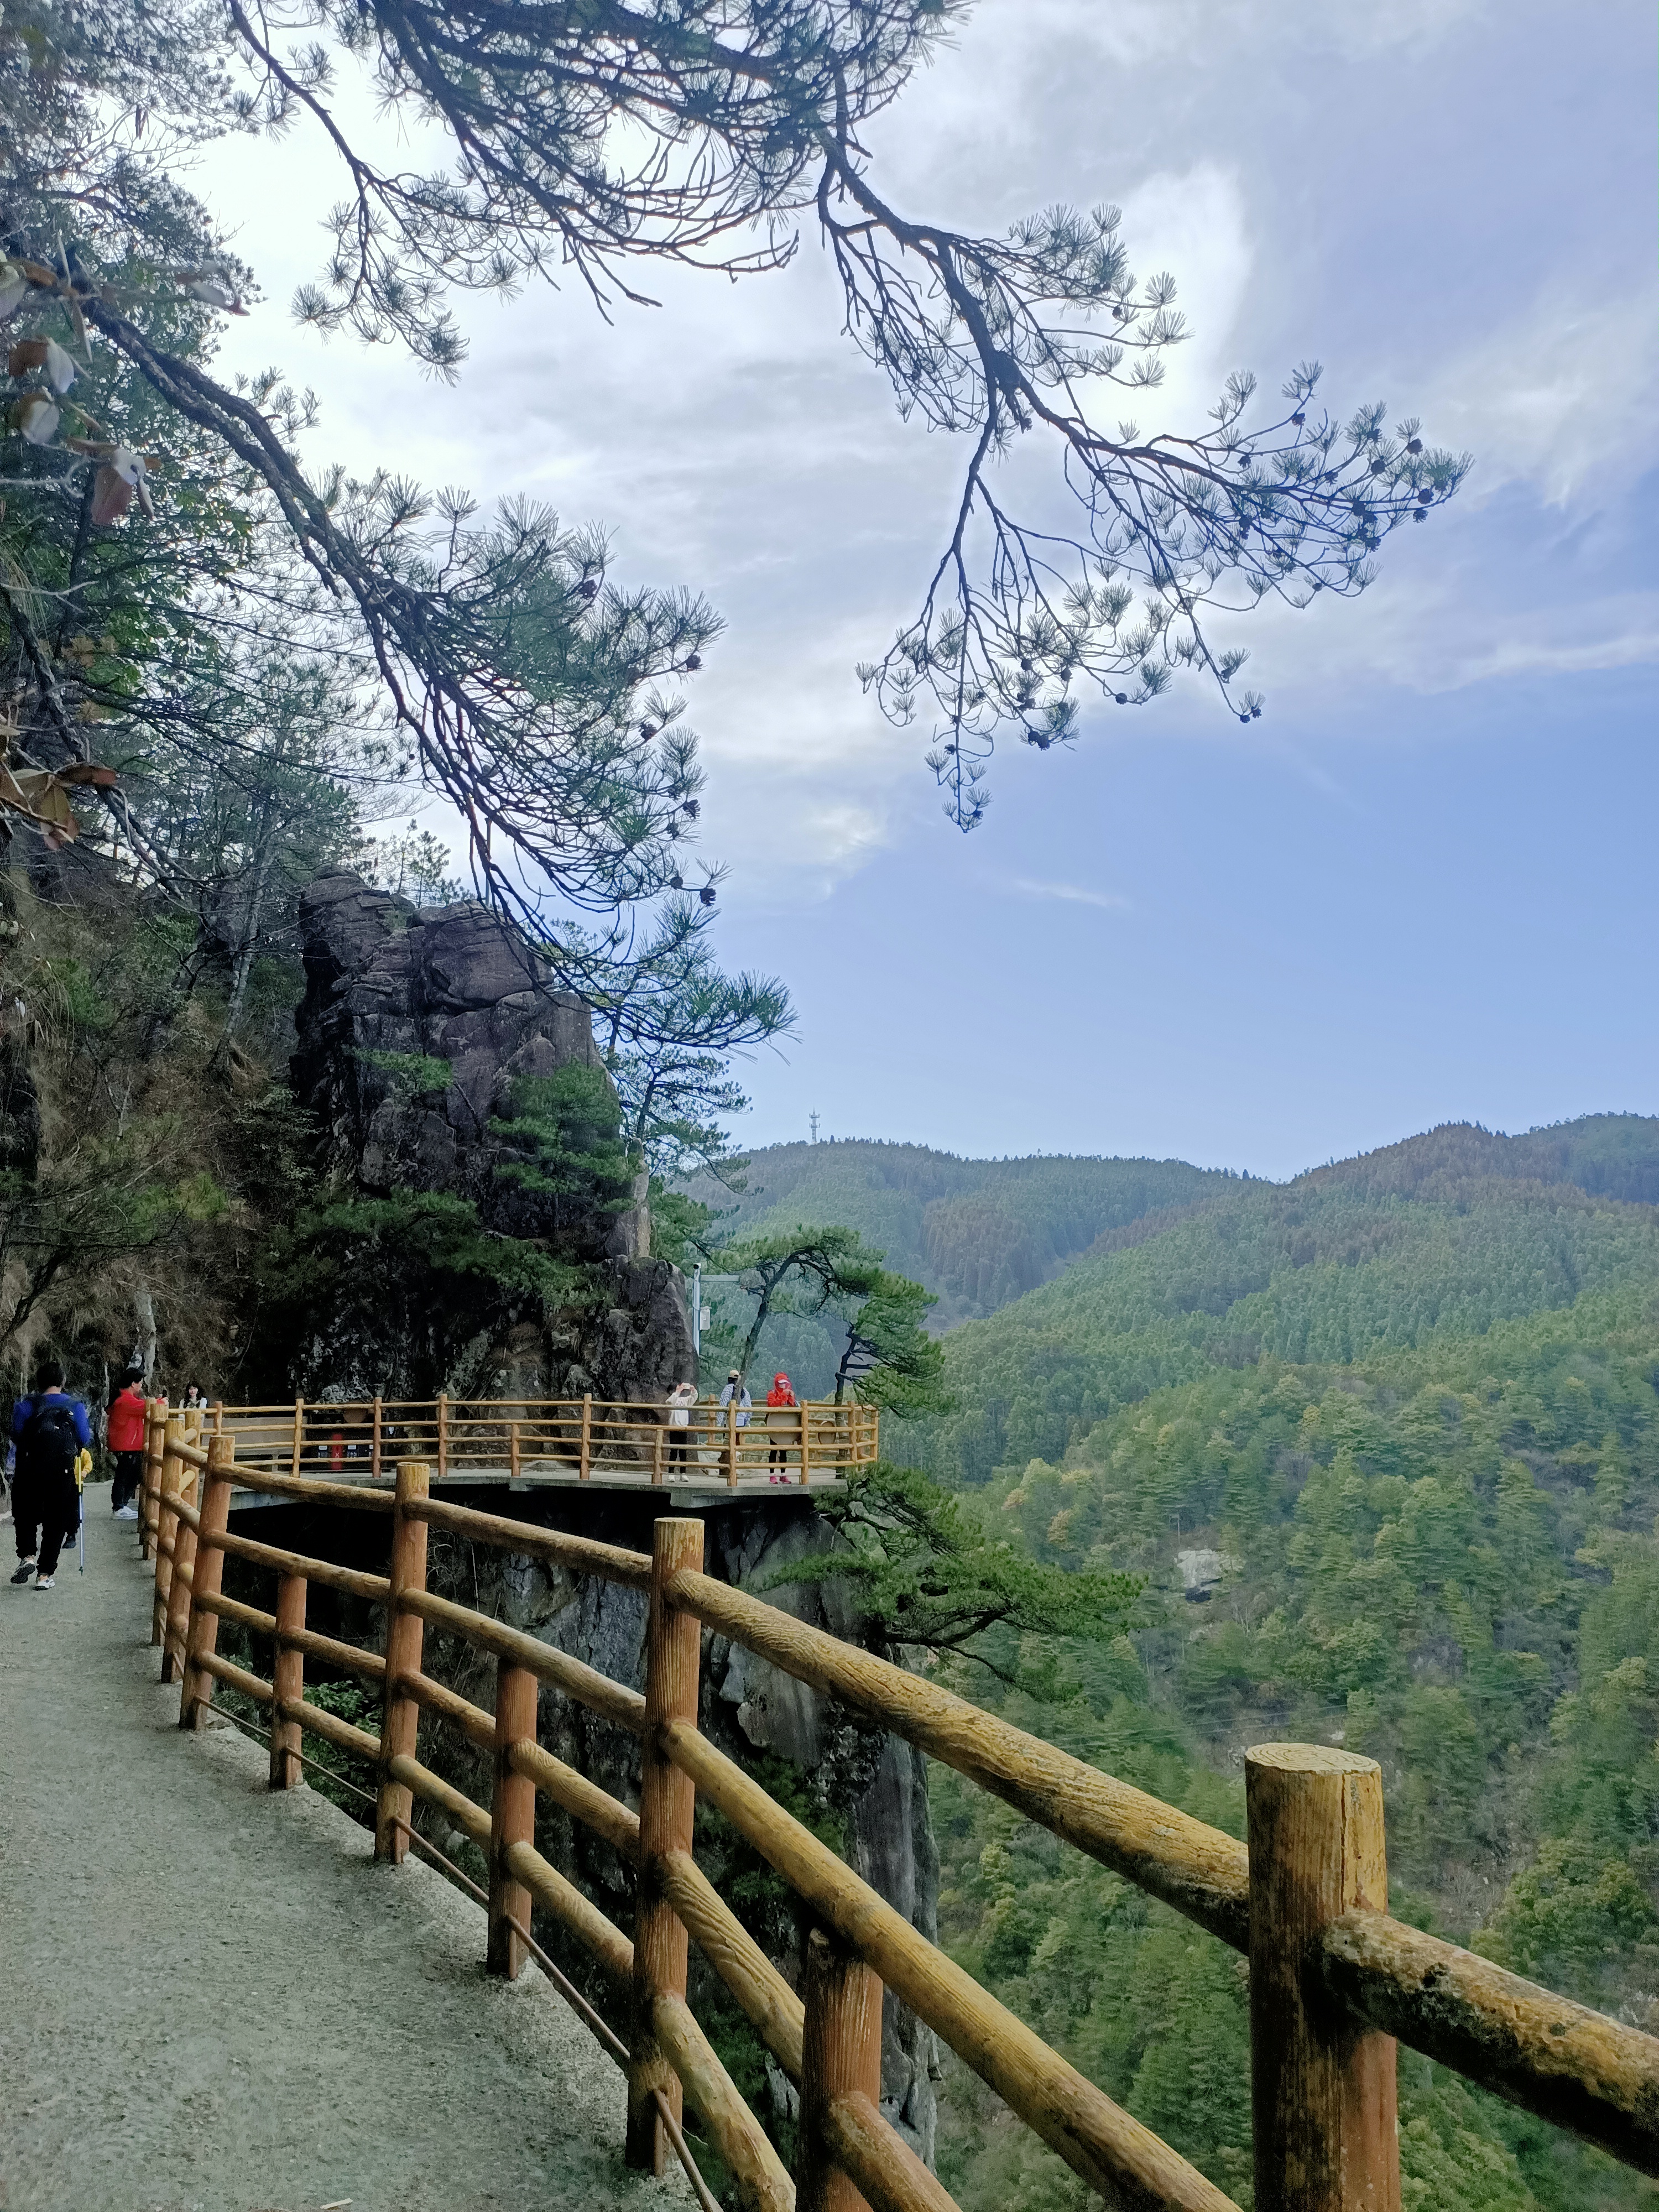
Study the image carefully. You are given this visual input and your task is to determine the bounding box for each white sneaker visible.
[33,1574,54,1590]
[113,1504,139,1520]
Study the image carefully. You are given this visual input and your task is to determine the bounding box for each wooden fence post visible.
[160,1415,197,1683]
[798,1404,810,1486]
[726,1397,738,1489]
[580,1392,592,1480]
[290,1396,305,1478]
[437,1392,448,1480]
[1246,1743,1400,2212]
[509,1419,521,1483]
[488,1660,538,1976]
[147,1406,171,1636]
[270,1571,307,1788]
[375,1458,430,1863]
[371,1396,383,1478]
[142,1398,167,1557]
[800,1923,884,2212]
[179,1432,236,1729]
[627,1515,705,2174]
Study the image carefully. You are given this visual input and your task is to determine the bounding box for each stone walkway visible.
[0,1485,679,2212]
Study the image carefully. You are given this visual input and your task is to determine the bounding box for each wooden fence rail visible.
[189,1395,879,1490]
[135,1411,1659,2212]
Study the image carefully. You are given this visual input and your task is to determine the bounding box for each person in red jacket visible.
[105,1369,148,1520]
[765,1372,797,1473]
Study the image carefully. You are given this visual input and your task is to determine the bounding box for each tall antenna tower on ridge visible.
[809,1111,820,1144]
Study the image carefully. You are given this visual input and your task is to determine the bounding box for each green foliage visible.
[902,1128,1659,1484]
[708,1223,888,1385]
[257,1187,598,1397]
[356,1050,454,1097]
[489,1063,633,1224]
[922,1121,1659,2211]
[833,1270,952,1415]
[649,1181,722,1271]
[682,1141,1231,1324]
[773,1462,1140,1680]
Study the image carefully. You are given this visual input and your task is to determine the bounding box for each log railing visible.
[135,1412,1659,2212]
[201,1395,877,1488]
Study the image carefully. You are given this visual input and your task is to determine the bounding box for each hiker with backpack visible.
[10,1361,93,1591]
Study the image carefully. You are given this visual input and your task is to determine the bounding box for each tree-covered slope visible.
[907,1117,1659,2212]
[901,1121,1659,1484]
[686,1139,1233,1326]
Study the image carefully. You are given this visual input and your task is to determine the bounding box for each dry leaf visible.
[91,463,134,525]
[10,392,59,444]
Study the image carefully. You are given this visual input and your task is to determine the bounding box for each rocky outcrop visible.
[285,872,694,1402]
[292,871,599,1197]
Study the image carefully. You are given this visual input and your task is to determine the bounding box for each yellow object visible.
[75,1447,92,1488]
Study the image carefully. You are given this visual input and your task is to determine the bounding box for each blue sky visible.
[199,0,1657,1177]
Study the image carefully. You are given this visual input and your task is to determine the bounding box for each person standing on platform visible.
[765,1371,797,1474]
[665,1379,698,1472]
[106,1368,148,1521]
[9,1361,93,1590]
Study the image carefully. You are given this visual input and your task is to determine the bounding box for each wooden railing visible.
[197,1394,877,1489]
[134,1407,1659,2212]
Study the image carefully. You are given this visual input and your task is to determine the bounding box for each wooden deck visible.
[226,1463,848,1510]
[189,1395,877,1504]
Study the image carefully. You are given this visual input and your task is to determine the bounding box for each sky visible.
[194,0,1658,1178]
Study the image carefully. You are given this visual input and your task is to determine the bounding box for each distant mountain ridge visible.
[896,1113,1659,1484]
[683,1138,1235,1325]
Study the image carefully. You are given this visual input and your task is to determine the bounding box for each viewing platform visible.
[189,1395,878,1507]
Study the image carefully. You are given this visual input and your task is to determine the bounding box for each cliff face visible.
[285,871,693,1404]
[292,872,600,1199]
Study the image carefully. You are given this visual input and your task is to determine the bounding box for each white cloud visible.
[184,0,1652,900]
[1420,289,1659,508]
[1009,878,1130,911]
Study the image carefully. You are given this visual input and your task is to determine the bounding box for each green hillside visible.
[900,1118,1659,1484]
[684,1139,1233,1326]
[902,1116,1659,2212]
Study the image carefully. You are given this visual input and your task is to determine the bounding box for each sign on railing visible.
[134,1410,1659,2212]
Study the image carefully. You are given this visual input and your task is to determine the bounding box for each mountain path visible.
[0,1483,680,2212]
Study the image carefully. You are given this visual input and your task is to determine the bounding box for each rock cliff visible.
[284,871,694,1403]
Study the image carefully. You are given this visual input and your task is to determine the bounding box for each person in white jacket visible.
[665,1380,698,1472]
[717,1371,752,1427]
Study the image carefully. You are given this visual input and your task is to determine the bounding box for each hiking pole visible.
[75,1448,90,1574]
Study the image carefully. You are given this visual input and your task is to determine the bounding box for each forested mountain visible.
[686,1139,1233,1329]
[897,1117,1659,1481]
[896,1116,1659,2212]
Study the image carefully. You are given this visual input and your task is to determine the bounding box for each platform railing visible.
[136,1413,1659,2212]
[196,1394,877,1489]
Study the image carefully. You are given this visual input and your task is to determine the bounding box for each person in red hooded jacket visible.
[765,1372,797,1472]
[105,1369,149,1520]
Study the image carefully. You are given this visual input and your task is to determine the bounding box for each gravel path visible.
[0,1485,680,2212]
